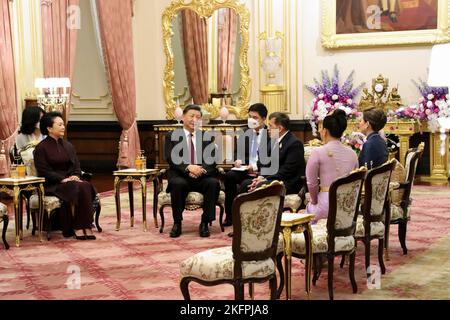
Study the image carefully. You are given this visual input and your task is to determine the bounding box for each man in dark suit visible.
[164,105,220,238]
[223,103,269,226]
[246,112,305,194]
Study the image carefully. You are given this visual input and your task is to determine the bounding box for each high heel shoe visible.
[84,229,96,240]
[74,231,86,241]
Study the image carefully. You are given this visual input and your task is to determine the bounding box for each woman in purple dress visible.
[34,112,97,240]
[306,110,359,222]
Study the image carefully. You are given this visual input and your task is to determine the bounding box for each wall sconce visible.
[258,31,287,114]
[35,77,71,113]
[259,31,284,87]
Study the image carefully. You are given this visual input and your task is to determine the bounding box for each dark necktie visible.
[189,133,195,164]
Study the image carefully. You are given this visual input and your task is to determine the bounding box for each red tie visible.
[189,133,195,164]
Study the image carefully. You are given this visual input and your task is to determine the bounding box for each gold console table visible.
[346,120,449,182]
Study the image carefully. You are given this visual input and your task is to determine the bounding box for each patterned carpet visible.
[0,185,449,300]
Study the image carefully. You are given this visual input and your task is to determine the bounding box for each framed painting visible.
[321,0,450,48]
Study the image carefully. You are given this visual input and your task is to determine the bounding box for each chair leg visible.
[398,220,408,255]
[234,281,245,300]
[2,215,9,250]
[276,253,285,299]
[349,251,358,294]
[249,283,254,300]
[159,205,166,233]
[26,198,31,230]
[339,254,346,269]
[269,276,277,300]
[95,201,102,233]
[180,278,191,300]
[327,255,335,300]
[364,239,371,278]
[31,209,37,236]
[46,211,52,241]
[219,205,224,232]
[378,239,386,274]
[313,255,323,286]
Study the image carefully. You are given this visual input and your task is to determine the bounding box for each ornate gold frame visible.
[321,0,450,49]
[162,0,251,120]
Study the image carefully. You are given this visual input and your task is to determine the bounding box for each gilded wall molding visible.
[162,0,252,120]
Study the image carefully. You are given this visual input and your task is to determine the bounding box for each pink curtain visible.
[97,0,140,169]
[0,0,18,176]
[217,8,237,93]
[41,0,79,123]
[181,10,208,104]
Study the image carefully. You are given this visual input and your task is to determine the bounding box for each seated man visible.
[245,112,306,194]
[223,103,269,226]
[164,105,220,238]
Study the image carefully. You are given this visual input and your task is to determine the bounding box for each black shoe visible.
[199,222,210,238]
[170,223,182,238]
[223,219,232,227]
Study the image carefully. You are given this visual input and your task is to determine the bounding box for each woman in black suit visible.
[358,106,388,169]
[34,112,97,240]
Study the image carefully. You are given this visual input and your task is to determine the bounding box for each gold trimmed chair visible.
[387,142,424,255]
[156,168,225,233]
[0,202,9,249]
[351,159,396,276]
[277,168,366,300]
[179,181,285,300]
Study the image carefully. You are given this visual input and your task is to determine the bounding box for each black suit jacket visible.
[358,132,388,169]
[164,129,217,190]
[263,131,305,194]
[234,126,270,170]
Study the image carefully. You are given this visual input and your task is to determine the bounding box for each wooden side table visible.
[113,169,159,232]
[280,212,315,300]
[0,177,45,247]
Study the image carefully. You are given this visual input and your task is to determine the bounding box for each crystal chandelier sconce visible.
[259,32,284,87]
[35,77,71,113]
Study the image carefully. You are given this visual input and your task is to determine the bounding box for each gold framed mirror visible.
[162,0,251,120]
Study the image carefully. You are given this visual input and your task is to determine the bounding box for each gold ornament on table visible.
[359,74,403,112]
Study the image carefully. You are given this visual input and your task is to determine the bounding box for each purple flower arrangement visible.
[306,65,364,135]
[389,79,450,132]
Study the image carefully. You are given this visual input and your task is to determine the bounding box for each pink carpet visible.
[0,185,449,300]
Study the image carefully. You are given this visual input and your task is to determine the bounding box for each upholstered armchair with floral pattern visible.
[179,181,285,300]
[28,171,102,240]
[387,143,424,255]
[157,168,226,233]
[352,160,395,276]
[277,168,366,300]
[0,202,9,249]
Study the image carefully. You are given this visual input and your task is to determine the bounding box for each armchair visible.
[353,159,396,276]
[277,168,366,300]
[386,142,425,255]
[180,181,285,300]
[156,167,226,234]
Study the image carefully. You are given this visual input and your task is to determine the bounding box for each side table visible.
[113,169,159,232]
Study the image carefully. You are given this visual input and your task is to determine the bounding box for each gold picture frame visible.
[321,0,450,49]
[162,0,252,120]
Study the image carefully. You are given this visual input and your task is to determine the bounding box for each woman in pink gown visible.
[306,110,359,222]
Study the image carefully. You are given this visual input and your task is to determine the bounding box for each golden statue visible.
[386,86,403,109]
[359,74,402,112]
[359,88,375,110]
